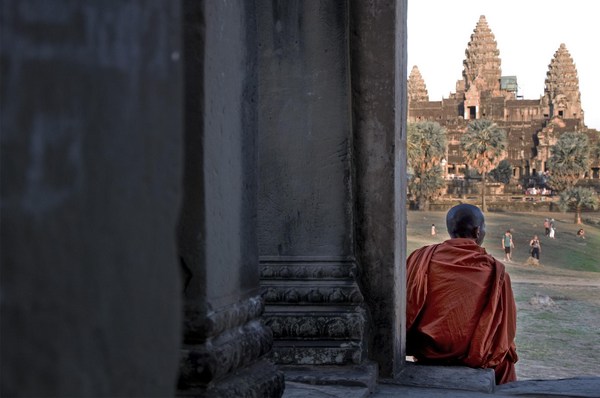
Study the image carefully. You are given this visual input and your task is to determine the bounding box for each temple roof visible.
[408,65,429,103]
[544,43,580,100]
[462,15,501,94]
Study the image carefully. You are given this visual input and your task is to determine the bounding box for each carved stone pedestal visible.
[178,296,285,397]
[261,257,367,365]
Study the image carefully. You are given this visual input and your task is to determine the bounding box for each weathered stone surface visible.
[262,282,364,305]
[282,363,378,392]
[350,0,407,378]
[265,311,366,340]
[179,359,285,398]
[283,382,370,398]
[256,0,369,368]
[177,2,283,396]
[180,319,273,386]
[392,363,496,394]
[1,2,183,396]
[496,376,600,397]
[271,342,364,366]
[261,257,357,280]
[184,296,264,343]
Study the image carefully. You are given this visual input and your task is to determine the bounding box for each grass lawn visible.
[407,209,600,380]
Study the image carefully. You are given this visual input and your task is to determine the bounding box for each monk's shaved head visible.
[446,204,486,245]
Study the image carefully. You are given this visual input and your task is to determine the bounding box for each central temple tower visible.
[461,15,502,96]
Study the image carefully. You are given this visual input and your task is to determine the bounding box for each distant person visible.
[502,230,514,262]
[406,204,518,385]
[549,225,556,239]
[577,228,585,239]
[543,218,550,236]
[431,223,436,236]
[529,235,541,260]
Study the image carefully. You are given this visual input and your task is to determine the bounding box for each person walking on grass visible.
[543,218,550,236]
[502,230,514,262]
[549,221,556,239]
[529,235,541,260]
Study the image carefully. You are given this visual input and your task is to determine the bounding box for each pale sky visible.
[407,0,600,130]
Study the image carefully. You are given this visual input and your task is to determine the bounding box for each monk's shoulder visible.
[407,244,435,261]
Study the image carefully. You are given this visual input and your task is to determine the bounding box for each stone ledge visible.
[496,376,600,397]
[283,382,370,398]
[281,362,378,392]
[386,363,496,394]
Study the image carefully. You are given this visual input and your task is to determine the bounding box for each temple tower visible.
[408,65,429,104]
[542,43,583,122]
[460,16,502,120]
[462,15,501,95]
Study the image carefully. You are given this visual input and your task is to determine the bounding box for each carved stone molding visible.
[179,320,273,386]
[178,359,285,398]
[184,296,264,342]
[259,256,367,365]
[260,256,356,280]
[264,312,366,340]
[261,284,364,305]
[270,343,364,365]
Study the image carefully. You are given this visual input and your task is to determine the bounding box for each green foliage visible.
[547,132,590,191]
[592,140,600,164]
[460,119,507,174]
[460,119,507,211]
[558,187,599,224]
[489,159,513,184]
[407,122,447,210]
[408,165,446,210]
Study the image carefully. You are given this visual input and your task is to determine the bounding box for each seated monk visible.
[406,204,518,385]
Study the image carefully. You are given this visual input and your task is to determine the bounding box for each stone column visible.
[257,0,368,366]
[350,0,408,378]
[257,0,408,378]
[1,2,183,396]
[177,2,284,396]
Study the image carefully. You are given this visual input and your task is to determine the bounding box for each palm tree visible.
[559,187,599,224]
[460,119,507,212]
[547,132,590,192]
[407,122,447,210]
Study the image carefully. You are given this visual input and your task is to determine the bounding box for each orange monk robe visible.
[406,238,518,385]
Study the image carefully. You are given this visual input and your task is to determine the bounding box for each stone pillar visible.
[1,2,183,396]
[257,0,408,378]
[257,0,368,366]
[177,2,284,397]
[350,0,408,378]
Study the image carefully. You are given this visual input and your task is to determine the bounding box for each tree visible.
[591,139,600,166]
[407,121,447,210]
[547,132,590,192]
[558,187,599,224]
[489,159,513,184]
[460,119,507,212]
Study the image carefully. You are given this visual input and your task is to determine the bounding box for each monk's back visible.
[416,239,496,357]
[406,237,517,384]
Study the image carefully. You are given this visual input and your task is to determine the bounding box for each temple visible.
[408,15,600,181]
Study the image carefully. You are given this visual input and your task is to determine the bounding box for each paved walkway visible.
[285,378,600,397]
[282,365,600,398]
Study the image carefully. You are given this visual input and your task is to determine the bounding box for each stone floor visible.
[281,364,600,398]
